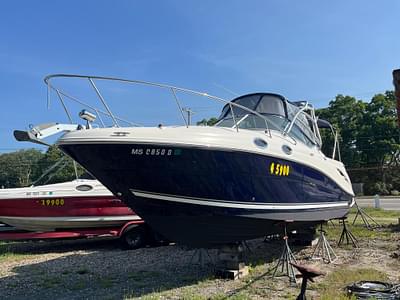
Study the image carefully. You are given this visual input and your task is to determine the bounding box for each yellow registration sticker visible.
[269,162,290,176]
[40,199,65,206]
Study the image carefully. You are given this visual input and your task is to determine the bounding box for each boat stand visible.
[338,218,358,248]
[352,201,380,229]
[271,223,297,283]
[190,248,214,267]
[312,222,337,263]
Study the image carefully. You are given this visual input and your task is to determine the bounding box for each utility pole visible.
[182,107,195,125]
[393,69,400,128]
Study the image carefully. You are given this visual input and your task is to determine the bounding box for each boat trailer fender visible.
[118,220,145,237]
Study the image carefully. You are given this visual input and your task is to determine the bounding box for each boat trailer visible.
[0,219,151,250]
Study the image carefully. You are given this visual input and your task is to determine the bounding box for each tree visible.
[317,91,400,195]
[35,145,85,185]
[316,95,366,168]
[358,91,400,194]
[196,117,218,126]
[0,149,43,188]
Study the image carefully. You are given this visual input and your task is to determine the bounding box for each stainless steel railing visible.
[44,74,272,135]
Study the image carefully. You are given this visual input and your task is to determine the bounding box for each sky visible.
[0,0,399,152]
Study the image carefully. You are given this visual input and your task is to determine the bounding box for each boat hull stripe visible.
[130,190,350,210]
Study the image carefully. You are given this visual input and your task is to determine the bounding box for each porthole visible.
[76,184,93,192]
[282,145,293,155]
[337,168,349,182]
[254,138,268,149]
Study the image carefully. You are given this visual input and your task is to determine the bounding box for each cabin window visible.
[218,94,261,120]
[76,184,93,192]
[256,95,286,116]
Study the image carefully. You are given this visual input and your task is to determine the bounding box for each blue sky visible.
[0,0,399,152]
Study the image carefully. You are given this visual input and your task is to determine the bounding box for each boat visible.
[0,179,140,231]
[14,74,355,247]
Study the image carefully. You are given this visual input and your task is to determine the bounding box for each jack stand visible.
[271,223,297,283]
[338,218,358,248]
[190,248,214,267]
[291,263,325,300]
[352,201,381,229]
[312,222,337,263]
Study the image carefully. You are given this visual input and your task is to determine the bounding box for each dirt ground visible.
[0,216,399,300]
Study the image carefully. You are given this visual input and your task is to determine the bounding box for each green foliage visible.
[0,149,43,188]
[197,117,218,126]
[35,145,85,185]
[317,91,400,195]
[0,146,85,188]
[317,94,367,166]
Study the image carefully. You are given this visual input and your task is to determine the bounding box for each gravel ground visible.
[0,226,399,300]
[0,238,218,300]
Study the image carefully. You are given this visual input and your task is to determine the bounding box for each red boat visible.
[0,179,154,248]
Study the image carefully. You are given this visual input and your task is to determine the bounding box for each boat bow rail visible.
[44,74,274,132]
[14,74,334,152]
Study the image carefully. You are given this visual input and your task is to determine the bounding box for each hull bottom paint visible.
[60,143,353,247]
[124,195,348,247]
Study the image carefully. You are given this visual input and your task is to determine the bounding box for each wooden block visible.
[215,266,249,280]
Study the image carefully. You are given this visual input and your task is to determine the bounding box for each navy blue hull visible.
[60,143,352,246]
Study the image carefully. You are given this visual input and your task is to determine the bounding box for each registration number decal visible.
[269,162,290,176]
[131,148,182,156]
[40,199,65,206]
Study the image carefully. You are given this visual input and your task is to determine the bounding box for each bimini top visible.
[216,93,322,148]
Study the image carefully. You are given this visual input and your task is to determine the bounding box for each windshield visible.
[215,93,320,148]
[218,94,286,120]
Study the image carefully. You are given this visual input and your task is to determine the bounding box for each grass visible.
[132,291,252,300]
[324,207,400,241]
[99,277,114,288]
[39,276,63,289]
[69,281,87,291]
[317,267,389,299]
[127,270,163,281]
[355,207,400,218]
[325,222,392,240]
[0,241,35,262]
[0,251,31,262]
[348,207,400,224]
